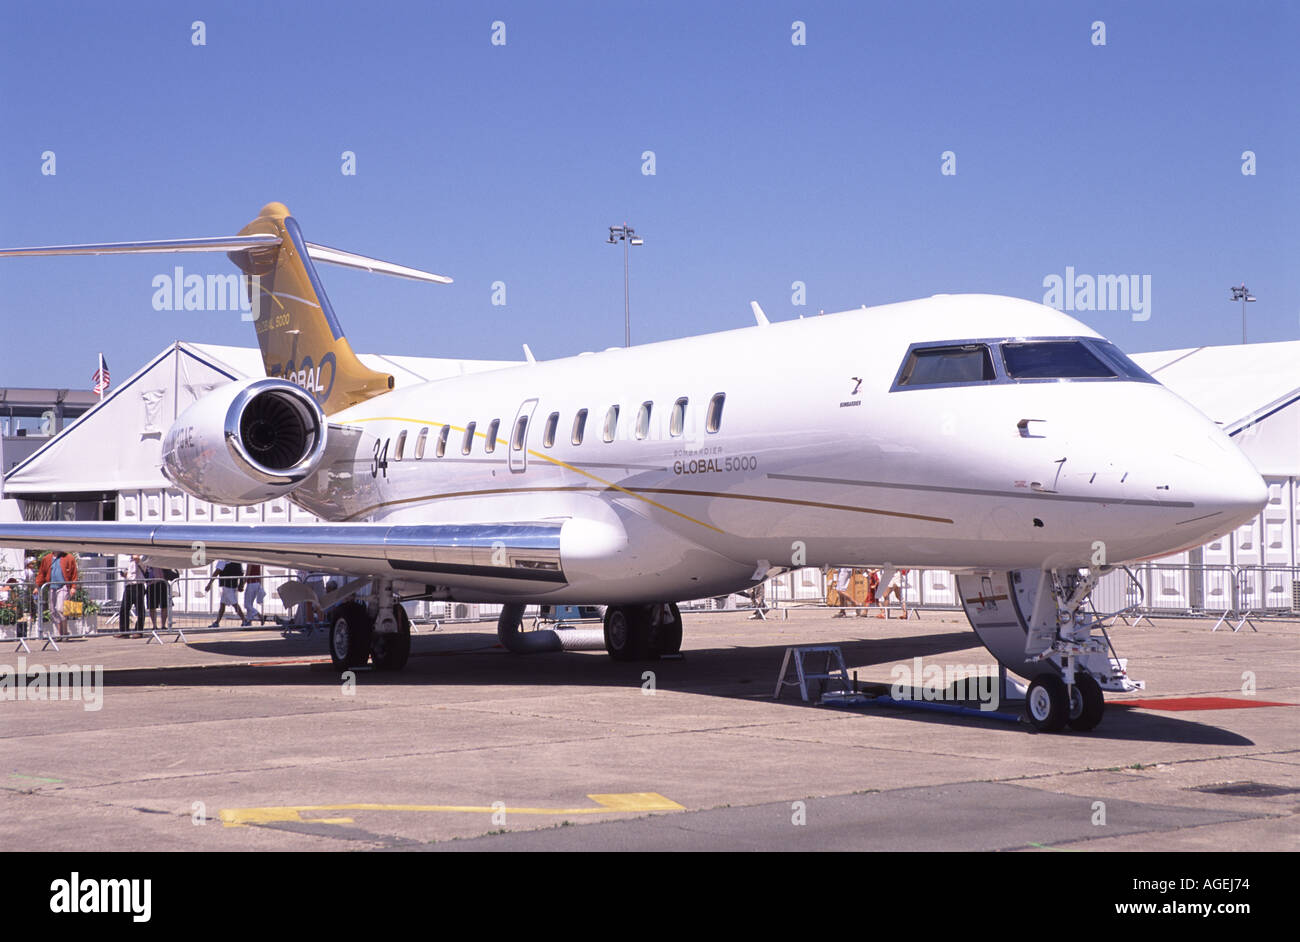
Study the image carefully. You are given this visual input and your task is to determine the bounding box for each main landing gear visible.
[327,579,411,672]
[603,603,683,661]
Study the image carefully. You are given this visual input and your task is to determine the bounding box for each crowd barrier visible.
[4,559,1297,650]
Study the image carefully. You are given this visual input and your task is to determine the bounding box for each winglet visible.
[750,301,770,327]
[522,344,536,363]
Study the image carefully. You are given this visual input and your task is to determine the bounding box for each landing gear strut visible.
[371,603,411,671]
[603,603,682,661]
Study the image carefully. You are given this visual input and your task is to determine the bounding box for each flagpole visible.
[97,353,104,401]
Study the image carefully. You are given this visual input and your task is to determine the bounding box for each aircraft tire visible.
[329,601,373,671]
[371,604,411,671]
[1066,673,1105,731]
[648,602,682,657]
[604,605,649,661]
[1025,674,1069,732]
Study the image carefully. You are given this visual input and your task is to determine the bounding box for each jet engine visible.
[162,378,327,505]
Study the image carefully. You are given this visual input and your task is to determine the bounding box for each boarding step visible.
[773,645,853,702]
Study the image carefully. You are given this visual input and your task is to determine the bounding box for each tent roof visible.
[1131,340,1300,433]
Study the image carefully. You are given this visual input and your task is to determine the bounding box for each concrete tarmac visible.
[1,608,1296,851]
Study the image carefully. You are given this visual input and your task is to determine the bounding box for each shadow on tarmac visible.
[84,627,1258,746]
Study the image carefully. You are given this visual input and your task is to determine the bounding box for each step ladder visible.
[773,645,853,702]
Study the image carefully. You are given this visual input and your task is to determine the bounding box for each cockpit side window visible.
[896,344,996,387]
[1001,341,1115,379]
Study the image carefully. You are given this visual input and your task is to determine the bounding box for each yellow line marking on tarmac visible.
[220,791,685,827]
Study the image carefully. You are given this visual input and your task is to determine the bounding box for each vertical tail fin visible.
[228,202,394,415]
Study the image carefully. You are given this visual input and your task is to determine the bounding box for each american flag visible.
[91,355,110,396]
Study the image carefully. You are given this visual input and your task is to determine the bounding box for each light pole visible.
[1231,283,1256,344]
[607,223,642,347]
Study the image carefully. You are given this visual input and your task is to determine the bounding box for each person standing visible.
[119,554,146,638]
[21,558,36,630]
[38,550,78,640]
[144,564,169,633]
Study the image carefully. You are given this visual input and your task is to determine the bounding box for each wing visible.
[0,521,565,593]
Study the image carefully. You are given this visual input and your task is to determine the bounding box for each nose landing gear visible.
[958,567,1144,733]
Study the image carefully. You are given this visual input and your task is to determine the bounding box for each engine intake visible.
[227,381,324,483]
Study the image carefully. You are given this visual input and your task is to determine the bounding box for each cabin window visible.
[485,419,500,453]
[543,412,559,448]
[635,402,652,440]
[572,409,588,445]
[669,398,687,437]
[414,427,428,460]
[1001,340,1116,380]
[896,344,996,387]
[706,393,725,434]
[462,421,476,455]
[436,425,450,458]
[512,415,528,451]
[394,430,407,461]
[603,405,619,443]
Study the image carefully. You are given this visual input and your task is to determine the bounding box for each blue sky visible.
[1,1,1296,389]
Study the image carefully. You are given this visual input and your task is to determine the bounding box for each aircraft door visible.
[509,398,538,473]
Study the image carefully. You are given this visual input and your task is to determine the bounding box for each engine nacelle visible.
[162,378,327,505]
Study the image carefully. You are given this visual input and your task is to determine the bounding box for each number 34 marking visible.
[371,438,390,478]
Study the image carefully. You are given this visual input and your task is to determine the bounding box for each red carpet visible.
[1113,696,1294,712]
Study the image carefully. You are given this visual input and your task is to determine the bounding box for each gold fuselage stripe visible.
[339,416,954,527]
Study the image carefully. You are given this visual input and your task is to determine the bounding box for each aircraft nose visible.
[1183,434,1268,532]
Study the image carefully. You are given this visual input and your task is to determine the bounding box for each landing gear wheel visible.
[1067,672,1105,731]
[329,601,373,671]
[604,605,650,661]
[1025,674,1069,732]
[647,602,682,657]
[371,603,411,671]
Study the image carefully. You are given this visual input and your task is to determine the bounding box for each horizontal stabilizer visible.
[0,234,281,257]
[305,242,452,284]
[0,234,452,283]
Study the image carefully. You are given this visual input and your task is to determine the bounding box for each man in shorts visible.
[205,559,247,627]
[876,568,910,619]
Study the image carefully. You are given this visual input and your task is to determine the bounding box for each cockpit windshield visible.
[891,337,1157,391]
[1001,341,1114,379]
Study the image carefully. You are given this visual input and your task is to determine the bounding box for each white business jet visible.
[0,203,1267,731]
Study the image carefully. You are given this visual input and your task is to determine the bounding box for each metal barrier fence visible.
[1094,562,1300,630]
[0,563,397,650]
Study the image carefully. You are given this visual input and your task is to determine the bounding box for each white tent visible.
[2,341,518,512]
